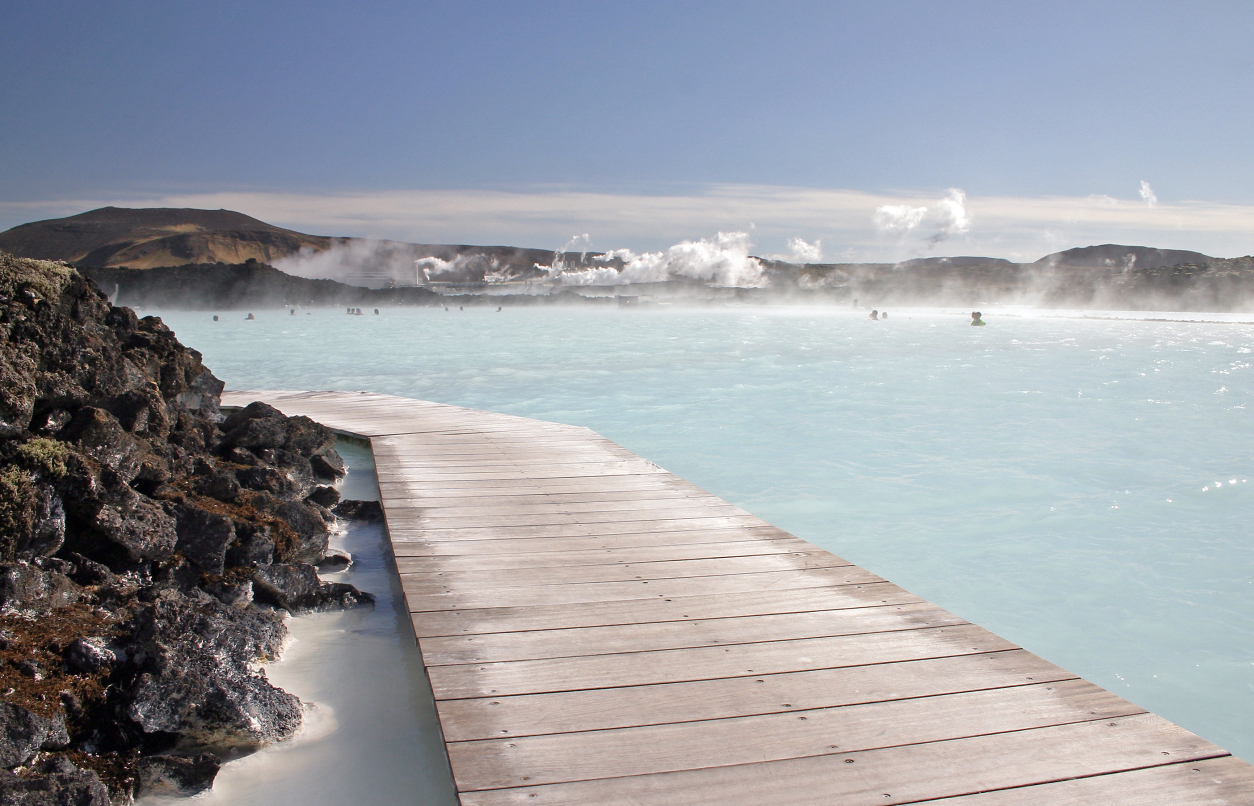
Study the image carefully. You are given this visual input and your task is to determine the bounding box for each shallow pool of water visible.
[139,439,457,806]
[157,304,1254,763]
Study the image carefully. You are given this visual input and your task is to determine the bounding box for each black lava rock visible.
[252,563,375,613]
[172,504,236,575]
[134,752,220,797]
[122,589,301,750]
[305,485,340,508]
[0,759,109,805]
[0,564,79,613]
[310,449,346,480]
[332,499,384,523]
[0,254,376,800]
[0,702,69,768]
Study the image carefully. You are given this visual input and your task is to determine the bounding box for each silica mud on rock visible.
[0,254,376,803]
[139,438,458,806]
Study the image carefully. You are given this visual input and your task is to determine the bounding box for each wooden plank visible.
[377,476,689,494]
[391,504,751,529]
[386,527,806,555]
[401,565,886,610]
[456,714,1230,805]
[396,552,849,587]
[392,537,819,567]
[427,623,1015,699]
[409,516,781,539]
[418,602,967,665]
[928,756,1254,804]
[409,583,924,636]
[377,489,699,506]
[447,680,1144,791]
[435,649,1077,741]
[383,497,740,517]
[377,463,667,480]
[224,391,1254,806]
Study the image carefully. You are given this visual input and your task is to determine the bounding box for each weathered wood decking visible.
[223,390,1254,805]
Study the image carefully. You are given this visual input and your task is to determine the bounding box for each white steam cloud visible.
[873,188,971,246]
[768,237,823,264]
[276,239,426,284]
[557,231,768,287]
[930,188,971,243]
[873,204,928,235]
[1139,180,1158,207]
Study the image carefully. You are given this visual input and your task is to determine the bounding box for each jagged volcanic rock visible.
[0,251,372,802]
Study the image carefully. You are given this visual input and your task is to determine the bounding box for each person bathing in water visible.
[869,310,879,320]
[971,311,986,326]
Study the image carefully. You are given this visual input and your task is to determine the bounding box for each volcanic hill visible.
[0,208,334,269]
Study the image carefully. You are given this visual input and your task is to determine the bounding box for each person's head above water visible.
[869,310,879,320]
[971,311,986,325]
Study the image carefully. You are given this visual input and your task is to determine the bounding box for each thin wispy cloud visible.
[2,184,1251,261]
[1139,180,1158,207]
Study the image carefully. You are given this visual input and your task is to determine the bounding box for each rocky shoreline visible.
[0,252,375,803]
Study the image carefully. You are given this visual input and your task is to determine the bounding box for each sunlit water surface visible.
[155,305,1254,769]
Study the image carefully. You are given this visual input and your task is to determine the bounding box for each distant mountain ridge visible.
[8,205,1254,311]
[1033,244,1211,269]
[0,207,334,268]
[0,207,1222,275]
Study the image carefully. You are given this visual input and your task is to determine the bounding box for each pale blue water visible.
[159,305,1254,763]
[140,439,458,806]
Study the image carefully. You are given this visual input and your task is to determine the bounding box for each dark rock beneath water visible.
[252,563,374,613]
[135,752,220,797]
[316,548,352,571]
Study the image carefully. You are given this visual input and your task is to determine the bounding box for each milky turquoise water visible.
[158,305,1254,763]
[140,440,458,806]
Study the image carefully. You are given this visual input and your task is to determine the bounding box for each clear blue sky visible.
[3,1,1252,259]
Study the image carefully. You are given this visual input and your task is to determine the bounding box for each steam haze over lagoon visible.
[2,1,1254,262]
[4,3,1254,803]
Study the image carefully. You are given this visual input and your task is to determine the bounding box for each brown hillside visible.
[0,207,333,268]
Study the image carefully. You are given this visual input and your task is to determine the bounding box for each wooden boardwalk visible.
[223,390,1254,805]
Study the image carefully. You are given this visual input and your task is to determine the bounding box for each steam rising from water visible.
[275,231,794,289]
[556,231,769,287]
[276,239,417,283]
